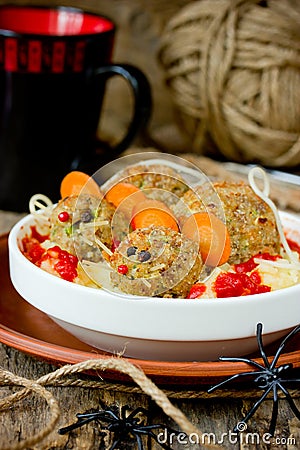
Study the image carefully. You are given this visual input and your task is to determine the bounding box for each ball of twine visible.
[159,0,300,167]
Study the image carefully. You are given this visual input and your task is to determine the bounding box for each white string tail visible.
[248,166,298,265]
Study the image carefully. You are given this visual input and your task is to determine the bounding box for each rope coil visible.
[159,0,300,167]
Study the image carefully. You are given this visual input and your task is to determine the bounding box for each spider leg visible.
[127,406,149,421]
[281,378,300,383]
[109,437,122,450]
[208,371,263,392]
[58,408,121,435]
[220,356,266,371]
[76,411,109,420]
[134,424,172,432]
[58,415,98,434]
[278,383,300,420]
[256,323,271,369]
[269,384,278,436]
[134,432,145,450]
[233,384,274,432]
[101,409,120,422]
[270,325,300,369]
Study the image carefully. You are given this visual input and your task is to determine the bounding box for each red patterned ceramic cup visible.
[0,5,151,211]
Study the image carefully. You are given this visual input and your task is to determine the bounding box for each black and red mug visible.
[0,5,152,211]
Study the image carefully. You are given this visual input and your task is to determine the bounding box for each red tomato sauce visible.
[214,253,277,298]
[187,283,207,299]
[286,238,300,255]
[22,226,78,282]
[214,272,271,298]
[234,252,278,273]
[29,225,49,243]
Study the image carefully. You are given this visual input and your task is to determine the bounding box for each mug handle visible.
[92,63,152,160]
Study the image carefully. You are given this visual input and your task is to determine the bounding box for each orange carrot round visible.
[182,212,231,266]
[132,198,172,218]
[131,207,179,231]
[60,171,101,198]
[105,182,146,217]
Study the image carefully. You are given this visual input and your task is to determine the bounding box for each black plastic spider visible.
[208,323,300,436]
[58,404,181,450]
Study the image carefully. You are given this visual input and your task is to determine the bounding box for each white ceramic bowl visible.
[8,210,300,362]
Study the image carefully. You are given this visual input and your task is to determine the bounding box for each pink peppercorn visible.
[117,264,128,275]
[58,211,70,222]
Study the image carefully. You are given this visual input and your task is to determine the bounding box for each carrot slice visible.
[131,208,179,231]
[60,171,101,198]
[181,212,231,266]
[132,198,172,218]
[105,182,146,217]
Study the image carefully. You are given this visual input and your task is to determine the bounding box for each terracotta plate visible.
[1,234,300,386]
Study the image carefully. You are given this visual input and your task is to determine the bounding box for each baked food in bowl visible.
[8,154,300,361]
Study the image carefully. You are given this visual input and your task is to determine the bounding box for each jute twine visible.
[159,0,300,167]
[0,357,299,449]
[0,357,219,450]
